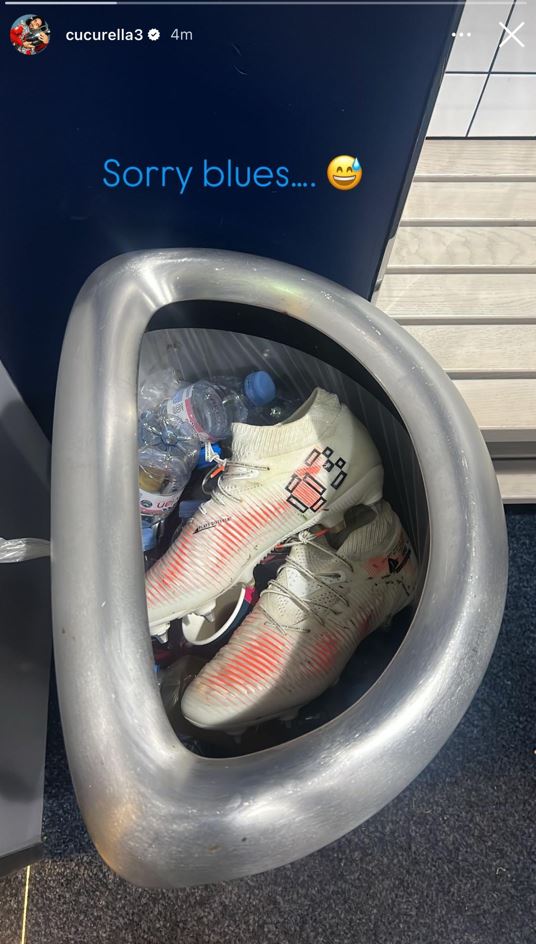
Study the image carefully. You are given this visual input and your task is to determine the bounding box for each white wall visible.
[428,0,536,137]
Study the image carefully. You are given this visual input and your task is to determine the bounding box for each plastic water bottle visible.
[138,367,181,413]
[213,371,277,432]
[138,422,200,526]
[139,445,191,524]
[162,372,277,443]
[255,391,300,424]
[138,410,163,447]
[161,381,228,443]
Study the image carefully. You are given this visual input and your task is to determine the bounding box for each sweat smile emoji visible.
[327,155,362,190]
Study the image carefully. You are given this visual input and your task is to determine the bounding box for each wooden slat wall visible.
[405,324,536,377]
[415,140,536,180]
[494,460,536,504]
[402,182,536,224]
[389,227,536,272]
[453,380,536,443]
[379,274,536,320]
[376,139,536,501]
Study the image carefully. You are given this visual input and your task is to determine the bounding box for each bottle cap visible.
[244,371,276,406]
[196,442,222,469]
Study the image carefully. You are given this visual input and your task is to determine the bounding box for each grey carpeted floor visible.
[1,508,534,944]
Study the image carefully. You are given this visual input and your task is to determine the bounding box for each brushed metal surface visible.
[51,250,508,888]
[0,363,51,869]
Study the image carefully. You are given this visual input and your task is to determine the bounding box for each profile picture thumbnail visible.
[10,14,50,56]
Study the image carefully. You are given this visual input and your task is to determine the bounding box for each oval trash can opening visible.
[51,250,508,888]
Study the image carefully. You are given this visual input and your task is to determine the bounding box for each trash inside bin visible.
[138,328,421,753]
[51,250,507,888]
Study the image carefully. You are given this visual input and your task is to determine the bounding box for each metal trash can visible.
[51,249,508,888]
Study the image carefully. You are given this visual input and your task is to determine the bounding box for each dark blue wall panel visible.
[0,2,459,434]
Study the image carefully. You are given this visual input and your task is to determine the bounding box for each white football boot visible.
[146,388,383,634]
[181,500,418,731]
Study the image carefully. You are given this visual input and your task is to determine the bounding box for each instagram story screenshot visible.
[0,0,534,937]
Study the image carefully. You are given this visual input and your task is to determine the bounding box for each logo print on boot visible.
[193,516,232,534]
[285,447,347,514]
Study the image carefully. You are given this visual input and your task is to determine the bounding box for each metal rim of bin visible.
[51,249,508,888]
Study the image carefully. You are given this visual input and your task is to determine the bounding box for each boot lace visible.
[258,530,354,632]
[198,459,270,514]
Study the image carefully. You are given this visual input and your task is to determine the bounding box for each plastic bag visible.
[0,537,51,563]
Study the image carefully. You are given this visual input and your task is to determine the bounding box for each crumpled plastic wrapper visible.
[0,537,50,563]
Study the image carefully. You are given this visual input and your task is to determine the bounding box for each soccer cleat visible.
[181,500,418,731]
[145,388,383,634]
